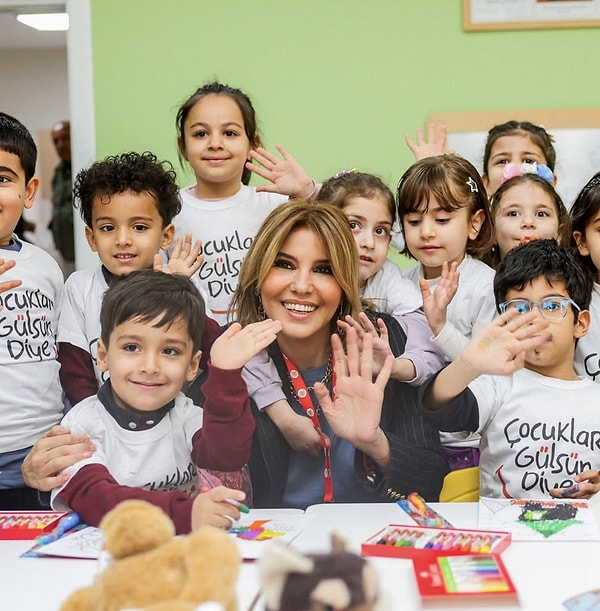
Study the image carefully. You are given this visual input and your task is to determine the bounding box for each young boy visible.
[58,151,215,406]
[0,112,64,509]
[421,239,600,500]
[52,270,281,532]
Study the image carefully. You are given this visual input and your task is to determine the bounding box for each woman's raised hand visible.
[315,328,393,467]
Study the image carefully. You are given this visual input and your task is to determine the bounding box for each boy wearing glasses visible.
[421,239,600,501]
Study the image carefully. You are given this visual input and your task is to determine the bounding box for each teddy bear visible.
[258,533,383,611]
[60,500,240,611]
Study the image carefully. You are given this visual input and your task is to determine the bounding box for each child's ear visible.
[186,350,202,381]
[23,177,39,209]
[161,223,175,250]
[574,309,591,340]
[572,231,589,256]
[96,339,109,372]
[468,209,486,240]
[84,225,98,252]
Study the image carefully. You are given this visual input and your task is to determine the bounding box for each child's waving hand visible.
[154,233,204,277]
[246,145,316,199]
[210,319,282,370]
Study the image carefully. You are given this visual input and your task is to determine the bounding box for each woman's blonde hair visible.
[231,200,363,327]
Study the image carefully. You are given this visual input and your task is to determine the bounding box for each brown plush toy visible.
[60,500,240,611]
[258,534,382,611]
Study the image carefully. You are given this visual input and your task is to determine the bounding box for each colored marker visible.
[37,512,81,546]
[560,483,580,497]
[226,498,250,513]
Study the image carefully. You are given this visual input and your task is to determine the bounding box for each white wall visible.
[0,47,69,132]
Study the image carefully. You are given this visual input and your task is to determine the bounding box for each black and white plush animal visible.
[258,534,381,611]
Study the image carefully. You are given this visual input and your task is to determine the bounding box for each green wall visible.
[90,1,600,193]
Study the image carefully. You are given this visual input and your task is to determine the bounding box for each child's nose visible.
[521,215,536,228]
[359,229,375,249]
[141,353,159,373]
[115,228,132,246]
[420,218,435,238]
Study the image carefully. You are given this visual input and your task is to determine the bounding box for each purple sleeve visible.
[242,349,286,410]
[395,309,446,386]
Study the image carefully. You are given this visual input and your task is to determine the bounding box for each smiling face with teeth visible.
[260,226,343,365]
[85,189,175,276]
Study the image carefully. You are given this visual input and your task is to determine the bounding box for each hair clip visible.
[501,162,554,185]
[466,177,478,193]
[333,169,356,179]
[582,175,600,194]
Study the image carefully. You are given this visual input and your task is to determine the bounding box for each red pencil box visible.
[361,524,511,559]
[0,511,68,540]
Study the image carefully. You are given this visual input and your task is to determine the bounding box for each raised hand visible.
[245,145,316,198]
[419,261,459,336]
[154,234,204,277]
[210,319,282,370]
[405,122,454,161]
[337,313,392,375]
[316,329,393,466]
[459,309,551,378]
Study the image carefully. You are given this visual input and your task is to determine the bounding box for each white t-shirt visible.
[575,283,600,382]
[57,267,107,386]
[172,184,287,325]
[362,259,422,317]
[51,391,204,510]
[469,368,600,499]
[0,239,64,452]
[403,255,497,362]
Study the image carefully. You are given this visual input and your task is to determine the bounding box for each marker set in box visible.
[361,524,511,559]
[0,511,68,539]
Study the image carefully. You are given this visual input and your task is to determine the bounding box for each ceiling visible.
[0,2,66,50]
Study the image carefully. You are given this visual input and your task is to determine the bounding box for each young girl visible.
[569,172,600,382]
[405,120,558,198]
[397,154,496,471]
[487,173,571,268]
[244,173,447,456]
[481,120,557,197]
[172,81,316,325]
[397,154,496,361]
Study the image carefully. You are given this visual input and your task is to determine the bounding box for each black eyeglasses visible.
[498,296,581,321]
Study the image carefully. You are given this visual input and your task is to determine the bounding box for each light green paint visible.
[90,1,600,197]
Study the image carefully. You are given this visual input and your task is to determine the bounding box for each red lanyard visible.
[283,355,336,503]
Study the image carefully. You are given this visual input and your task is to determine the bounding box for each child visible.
[405,120,557,199]
[569,172,600,382]
[397,154,496,361]
[397,154,496,471]
[58,151,216,406]
[421,239,600,500]
[0,112,64,509]
[487,173,571,267]
[51,270,281,532]
[172,81,317,325]
[316,170,445,385]
[481,120,557,197]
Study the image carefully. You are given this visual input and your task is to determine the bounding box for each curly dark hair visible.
[73,151,181,227]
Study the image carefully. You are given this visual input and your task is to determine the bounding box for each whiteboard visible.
[429,109,600,209]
